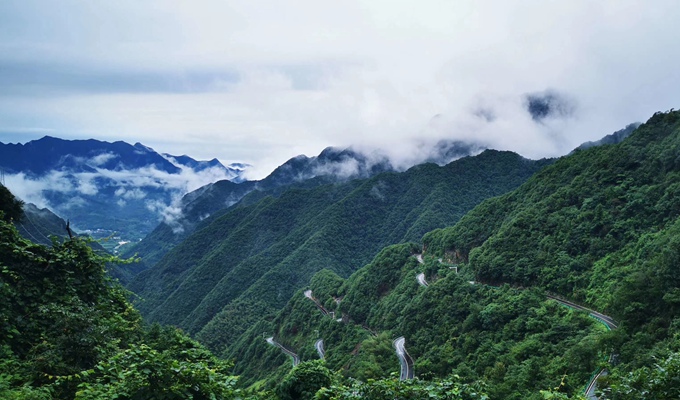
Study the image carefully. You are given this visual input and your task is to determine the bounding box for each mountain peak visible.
[133,142,156,153]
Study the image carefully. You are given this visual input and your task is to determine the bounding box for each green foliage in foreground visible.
[276,360,334,400]
[254,359,490,400]
[600,349,680,400]
[314,371,488,400]
[0,184,24,222]
[0,211,238,399]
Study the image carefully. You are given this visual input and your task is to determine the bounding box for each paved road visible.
[416,273,428,287]
[304,289,329,316]
[547,295,617,330]
[315,339,325,360]
[266,337,300,367]
[415,254,428,287]
[585,369,609,399]
[547,295,618,399]
[393,336,414,380]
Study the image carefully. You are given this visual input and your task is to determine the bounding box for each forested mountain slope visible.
[236,110,680,399]
[121,143,479,274]
[0,186,240,399]
[120,146,395,272]
[234,244,603,399]
[423,110,680,319]
[128,150,552,357]
[421,109,680,397]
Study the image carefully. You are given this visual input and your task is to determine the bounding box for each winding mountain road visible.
[296,254,613,394]
[266,337,300,367]
[393,336,415,380]
[547,295,617,399]
[416,273,428,287]
[315,339,325,360]
[415,254,428,287]
[304,289,330,316]
[547,295,617,330]
[454,281,616,398]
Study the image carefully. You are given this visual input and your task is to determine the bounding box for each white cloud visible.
[115,187,147,200]
[1,1,679,179]
[145,198,184,233]
[88,152,117,166]
[76,173,99,195]
[4,171,74,208]
[60,196,86,210]
[311,158,361,180]
[2,162,239,226]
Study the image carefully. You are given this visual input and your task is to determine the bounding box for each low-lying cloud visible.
[3,161,241,227]
[2,1,679,181]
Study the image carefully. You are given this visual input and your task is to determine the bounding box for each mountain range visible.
[6,111,680,399]
[215,110,680,398]
[125,150,552,366]
[1,136,485,252]
[0,136,250,246]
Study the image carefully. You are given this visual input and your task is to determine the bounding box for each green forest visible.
[126,150,550,358]
[3,110,680,399]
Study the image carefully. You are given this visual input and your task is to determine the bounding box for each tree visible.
[276,360,334,400]
[0,184,24,222]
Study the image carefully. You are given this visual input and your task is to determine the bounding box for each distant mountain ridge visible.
[573,122,641,152]
[0,135,245,177]
[121,141,484,270]
[0,136,248,244]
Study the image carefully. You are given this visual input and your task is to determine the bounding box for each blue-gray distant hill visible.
[0,136,247,244]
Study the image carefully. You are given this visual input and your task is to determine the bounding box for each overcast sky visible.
[1,0,678,179]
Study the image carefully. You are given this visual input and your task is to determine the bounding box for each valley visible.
[2,110,680,399]
[3,2,679,398]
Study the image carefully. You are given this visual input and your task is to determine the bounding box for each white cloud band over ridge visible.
[1,1,679,179]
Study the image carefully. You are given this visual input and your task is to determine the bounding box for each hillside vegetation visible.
[232,110,680,399]
[0,188,240,399]
[127,151,551,358]
[6,110,680,399]
[233,244,603,399]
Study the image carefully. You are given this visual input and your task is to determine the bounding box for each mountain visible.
[262,147,393,186]
[14,202,71,246]
[118,146,388,270]
[573,122,641,151]
[0,136,248,244]
[122,142,482,273]
[227,110,680,398]
[418,110,680,397]
[1,134,483,264]
[0,136,178,175]
[126,150,552,365]
[233,244,604,397]
[162,153,250,181]
[3,111,680,399]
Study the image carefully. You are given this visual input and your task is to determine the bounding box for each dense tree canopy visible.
[0,213,238,399]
